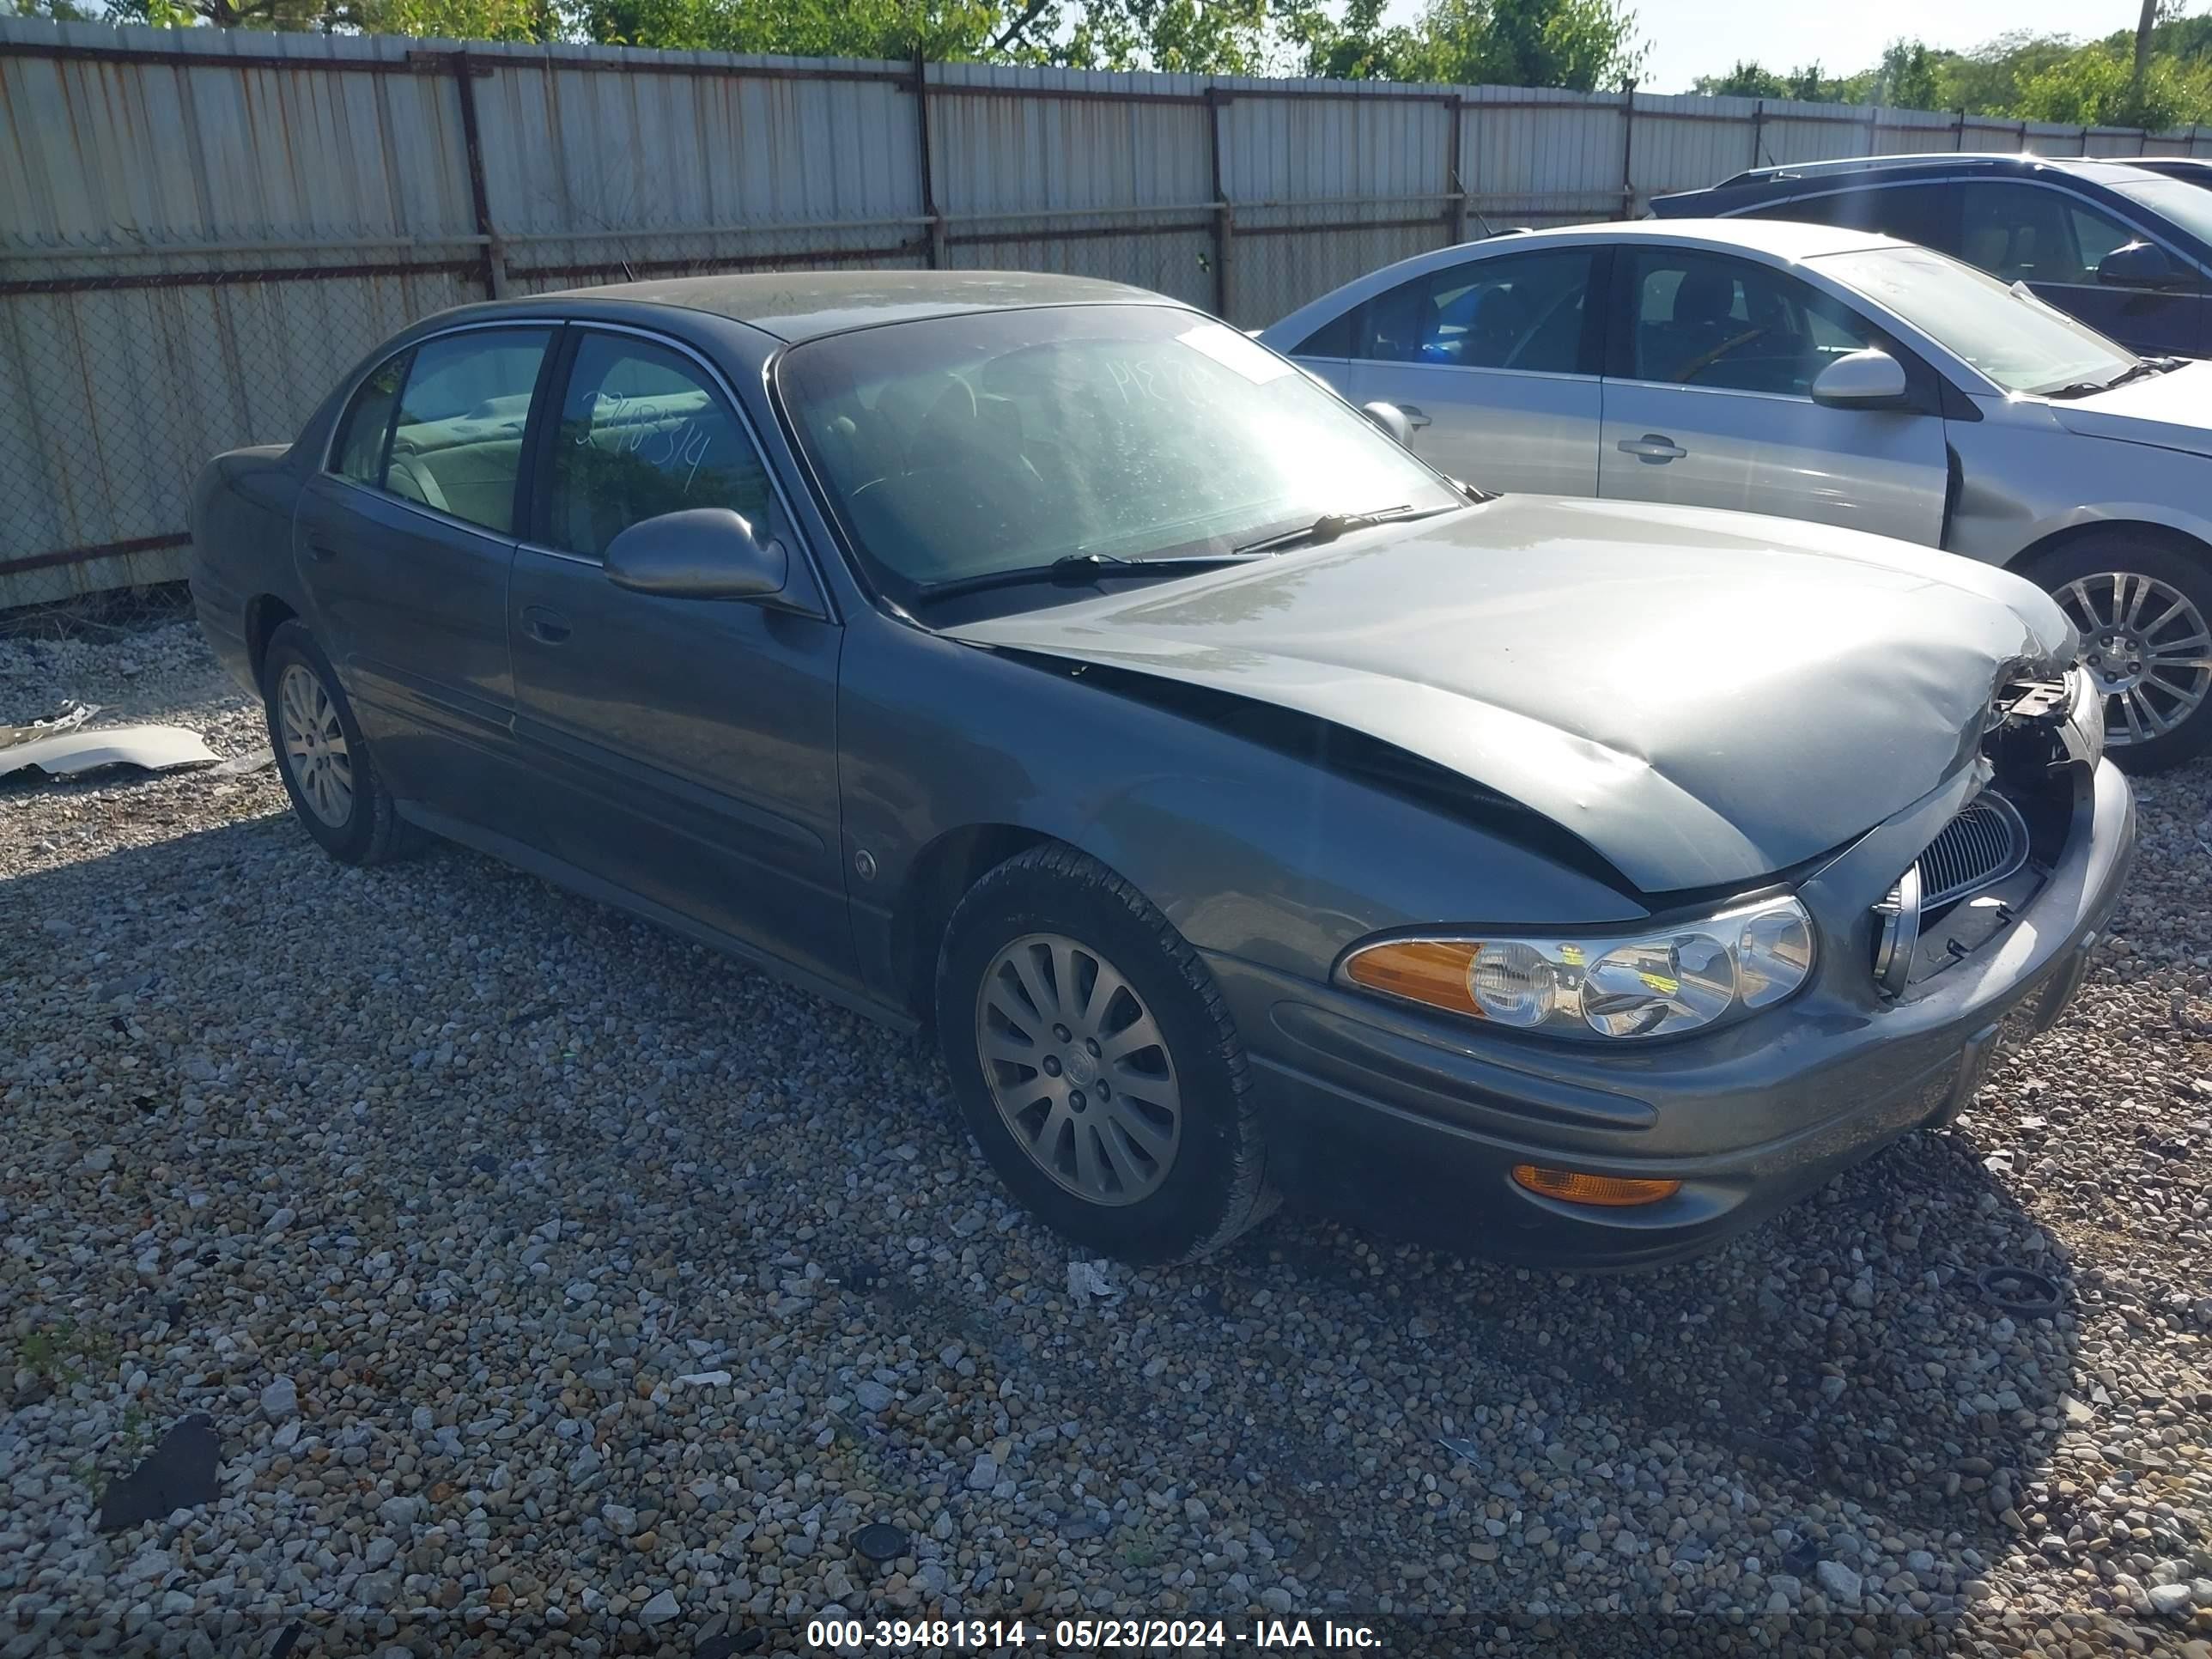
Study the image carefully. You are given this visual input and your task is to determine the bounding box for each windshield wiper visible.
[915,550,1269,603]
[1231,502,1457,556]
[2105,357,2179,387]
[2039,357,2179,399]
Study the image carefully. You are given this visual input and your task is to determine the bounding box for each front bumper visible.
[1214,758,2136,1268]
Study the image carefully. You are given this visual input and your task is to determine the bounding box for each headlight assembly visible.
[1339,895,1815,1041]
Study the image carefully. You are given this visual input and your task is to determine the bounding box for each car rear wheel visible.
[934,843,1276,1264]
[2023,536,2212,774]
[260,621,417,865]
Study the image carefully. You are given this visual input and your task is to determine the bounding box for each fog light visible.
[1510,1164,1681,1207]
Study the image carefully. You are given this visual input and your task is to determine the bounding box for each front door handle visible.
[1618,434,1687,463]
[522,605,572,646]
[307,543,338,562]
[1398,404,1433,429]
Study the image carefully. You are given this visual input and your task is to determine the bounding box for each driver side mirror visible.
[1810,348,1911,410]
[2097,240,2189,290]
[1361,401,1414,446]
[604,507,788,602]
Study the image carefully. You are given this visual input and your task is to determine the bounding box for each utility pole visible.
[2133,0,2159,121]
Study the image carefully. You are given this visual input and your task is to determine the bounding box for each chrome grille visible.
[1913,792,2029,910]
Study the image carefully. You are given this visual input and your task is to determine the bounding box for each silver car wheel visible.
[276,662,355,828]
[2055,570,2212,746]
[975,931,1182,1206]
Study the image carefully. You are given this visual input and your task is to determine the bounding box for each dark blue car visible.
[1651,154,2212,358]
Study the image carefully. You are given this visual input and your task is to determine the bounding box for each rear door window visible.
[1292,307,1362,358]
[330,351,409,486]
[380,329,552,534]
[1747,184,1959,254]
[1353,249,1596,373]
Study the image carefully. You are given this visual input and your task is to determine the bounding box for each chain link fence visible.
[1,246,489,609]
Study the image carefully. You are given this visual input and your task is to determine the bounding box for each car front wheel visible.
[934,843,1276,1264]
[260,620,417,865]
[2025,535,2212,773]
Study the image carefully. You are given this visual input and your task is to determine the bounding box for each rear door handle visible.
[1398,404,1433,429]
[1618,434,1686,462]
[522,605,572,645]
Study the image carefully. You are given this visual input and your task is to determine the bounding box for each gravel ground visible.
[3,616,2211,1659]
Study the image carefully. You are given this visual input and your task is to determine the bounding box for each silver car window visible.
[1812,244,2136,397]
[1622,249,1875,396]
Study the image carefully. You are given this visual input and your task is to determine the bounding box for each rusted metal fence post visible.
[1618,81,1637,216]
[1206,86,1232,319]
[444,50,504,298]
[914,50,944,269]
[1448,95,1468,245]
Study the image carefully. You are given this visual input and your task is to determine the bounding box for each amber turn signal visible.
[1510,1164,1681,1207]
[1341,939,1481,1017]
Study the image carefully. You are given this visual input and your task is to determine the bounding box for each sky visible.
[1379,0,2154,95]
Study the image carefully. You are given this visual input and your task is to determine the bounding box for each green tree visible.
[1688,15,2212,130]
[2014,40,2209,129]
[1864,39,1940,109]
[1390,0,1643,91]
[568,0,1000,57]
[1691,59,1786,99]
[1687,58,1847,101]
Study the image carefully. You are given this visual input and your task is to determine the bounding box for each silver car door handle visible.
[1618,434,1686,462]
[1398,404,1433,428]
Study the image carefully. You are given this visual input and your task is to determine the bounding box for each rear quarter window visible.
[330,352,408,484]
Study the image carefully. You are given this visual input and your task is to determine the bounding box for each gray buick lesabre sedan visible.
[189,271,2135,1268]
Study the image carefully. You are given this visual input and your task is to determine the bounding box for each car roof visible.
[544,270,1166,342]
[1670,150,2169,198]
[1463,216,1900,258]
[1255,217,1911,350]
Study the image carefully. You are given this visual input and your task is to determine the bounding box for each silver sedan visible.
[1262,218,2212,769]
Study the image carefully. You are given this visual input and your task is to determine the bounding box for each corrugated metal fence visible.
[5,17,2210,609]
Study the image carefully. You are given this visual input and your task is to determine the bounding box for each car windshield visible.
[775,304,1460,605]
[2112,174,2212,248]
[1812,243,2139,397]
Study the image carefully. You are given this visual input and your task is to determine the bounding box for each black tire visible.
[2021,534,2212,774]
[259,621,418,866]
[934,843,1277,1265]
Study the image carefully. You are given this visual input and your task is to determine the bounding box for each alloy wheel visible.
[2053,569,2212,747]
[276,662,354,828]
[974,932,1182,1206]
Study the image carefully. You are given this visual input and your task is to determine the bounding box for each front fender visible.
[835,618,1648,1006]
[1949,424,2212,568]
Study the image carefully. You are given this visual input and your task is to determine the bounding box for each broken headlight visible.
[1339,895,1815,1041]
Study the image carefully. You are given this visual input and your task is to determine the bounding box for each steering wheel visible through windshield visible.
[775,304,1462,609]
[1811,244,2140,397]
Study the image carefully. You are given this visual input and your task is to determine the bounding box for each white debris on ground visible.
[3,617,2209,1657]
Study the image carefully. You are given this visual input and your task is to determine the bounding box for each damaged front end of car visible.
[1871,665,2107,1003]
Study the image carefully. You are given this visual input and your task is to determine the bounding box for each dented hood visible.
[946,496,2075,893]
[2048,358,2212,460]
